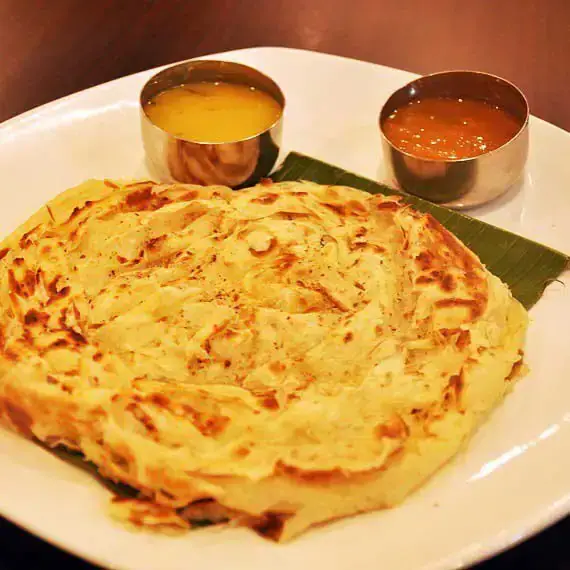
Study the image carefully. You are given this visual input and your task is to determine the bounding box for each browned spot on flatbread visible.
[274,252,298,271]
[148,393,170,407]
[125,186,171,212]
[221,328,238,340]
[269,361,286,373]
[251,193,279,205]
[24,309,50,326]
[21,328,34,347]
[426,214,477,272]
[58,307,70,329]
[440,274,456,292]
[234,446,251,457]
[66,201,94,224]
[311,283,349,312]
[176,190,197,201]
[3,349,19,362]
[126,402,157,434]
[417,271,457,293]
[89,351,103,363]
[53,286,71,301]
[506,357,524,382]
[322,200,367,218]
[275,461,384,485]
[8,270,23,297]
[375,414,410,440]
[183,208,208,225]
[146,235,167,251]
[273,211,314,221]
[69,228,83,243]
[456,329,471,350]
[322,202,346,216]
[251,511,294,541]
[416,251,435,271]
[0,399,33,437]
[278,463,333,484]
[260,394,279,410]
[46,276,71,301]
[0,248,10,261]
[111,495,136,504]
[67,329,88,346]
[443,370,464,410]
[439,328,460,340]
[21,270,36,296]
[350,242,386,254]
[19,226,39,249]
[46,206,55,223]
[416,275,434,285]
[375,200,402,211]
[464,271,480,287]
[435,296,486,321]
[113,498,189,530]
[182,405,230,437]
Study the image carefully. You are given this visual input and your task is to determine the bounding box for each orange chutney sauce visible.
[382,97,521,160]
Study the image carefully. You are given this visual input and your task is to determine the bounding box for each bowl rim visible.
[378,69,530,164]
[139,59,285,145]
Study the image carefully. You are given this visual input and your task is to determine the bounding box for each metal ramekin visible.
[379,71,529,209]
[140,60,285,188]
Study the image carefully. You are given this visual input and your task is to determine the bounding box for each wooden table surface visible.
[0,1,568,569]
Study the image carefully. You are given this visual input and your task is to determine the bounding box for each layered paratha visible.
[0,180,527,541]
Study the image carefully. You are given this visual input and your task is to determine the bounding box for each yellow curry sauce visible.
[144,81,282,143]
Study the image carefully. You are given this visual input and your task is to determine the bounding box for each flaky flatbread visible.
[0,180,527,541]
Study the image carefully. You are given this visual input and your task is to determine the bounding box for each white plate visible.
[0,47,569,570]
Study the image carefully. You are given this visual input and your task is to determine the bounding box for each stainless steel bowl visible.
[379,71,529,209]
[140,60,284,188]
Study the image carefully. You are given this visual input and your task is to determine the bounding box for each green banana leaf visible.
[271,152,569,309]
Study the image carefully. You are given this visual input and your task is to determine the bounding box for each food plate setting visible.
[0,47,568,570]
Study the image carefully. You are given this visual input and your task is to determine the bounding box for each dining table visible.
[0,1,569,569]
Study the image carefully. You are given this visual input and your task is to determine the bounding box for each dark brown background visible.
[0,1,568,569]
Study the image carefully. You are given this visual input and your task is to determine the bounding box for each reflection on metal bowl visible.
[389,152,477,204]
[167,138,260,187]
